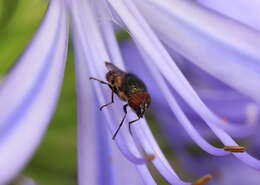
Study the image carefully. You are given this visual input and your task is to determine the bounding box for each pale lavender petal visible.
[144,40,258,127]
[214,158,260,185]
[183,155,260,185]
[94,2,176,184]
[0,0,68,184]
[196,0,260,31]
[71,1,161,184]
[139,47,229,156]
[108,0,260,170]
[74,34,101,185]
[140,10,260,172]
[131,0,258,137]
[107,1,201,184]
[122,40,259,129]
[72,0,197,184]
[0,0,62,130]
[69,0,147,164]
[95,0,125,69]
[121,39,238,151]
[136,0,260,103]
[74,25,147,185]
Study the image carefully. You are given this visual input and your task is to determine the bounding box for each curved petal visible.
[136,0,260,103]
[107,0,260,171]
[138,45,229,156]
[74,27,148,185]
[196,0,260,31]
[107,0,205,184]
[0,0,68,184]
[70,0,150,165]
[132,0,258,137]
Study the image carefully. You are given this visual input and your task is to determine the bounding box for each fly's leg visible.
[128,117,141,136]
[89,77,110,85]
[99,90,114,111]
[89,77,115,110]
[112,104,128,140]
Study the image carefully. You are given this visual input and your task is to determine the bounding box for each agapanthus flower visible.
[1,0,260,185]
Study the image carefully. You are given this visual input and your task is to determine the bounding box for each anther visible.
[192,174,212,185]
[224,146,246,153]
[144,154,156,161]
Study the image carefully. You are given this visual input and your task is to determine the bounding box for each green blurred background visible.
[0,1,77,184]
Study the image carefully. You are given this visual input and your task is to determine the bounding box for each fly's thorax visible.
[105,70,128,101]
[106,71,125,87]
[128,92,151,118]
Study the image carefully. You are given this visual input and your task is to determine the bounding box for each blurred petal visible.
[0,0,68,184]
[129,0,259,136]
[196,0,260,31]
[136,0,260,102]
[180,154,260,185]
[107,1,212,184]
[4,0,258,184]
[107,0,260,170]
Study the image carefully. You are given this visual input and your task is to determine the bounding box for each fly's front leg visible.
[89,77,115,110]
[99,89,114,111]
[89,77,110,85]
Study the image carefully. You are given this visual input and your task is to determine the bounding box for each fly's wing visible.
[105,62,125,73]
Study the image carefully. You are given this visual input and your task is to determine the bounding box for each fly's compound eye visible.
[139,103,147,117]
[142,103,149,111]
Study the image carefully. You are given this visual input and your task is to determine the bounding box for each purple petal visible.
[108,0,260,171]
[137,0,260,102]
[138,45,228,156]
[128,0,258,136]
[107,1,200,184]
[196,0,260,31]
[74,27,149,185]
[70,0,149,165]
[0,0,68,184]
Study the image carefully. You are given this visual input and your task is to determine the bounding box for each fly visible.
[89,62,151,139]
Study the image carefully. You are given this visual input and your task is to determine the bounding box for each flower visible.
[1,0,260,185]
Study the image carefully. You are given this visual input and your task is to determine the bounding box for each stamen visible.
[224,146,246,153]
[192,174,212,185]
[144,153,156,161]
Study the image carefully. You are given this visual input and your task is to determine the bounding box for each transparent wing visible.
[105,62,125,73]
